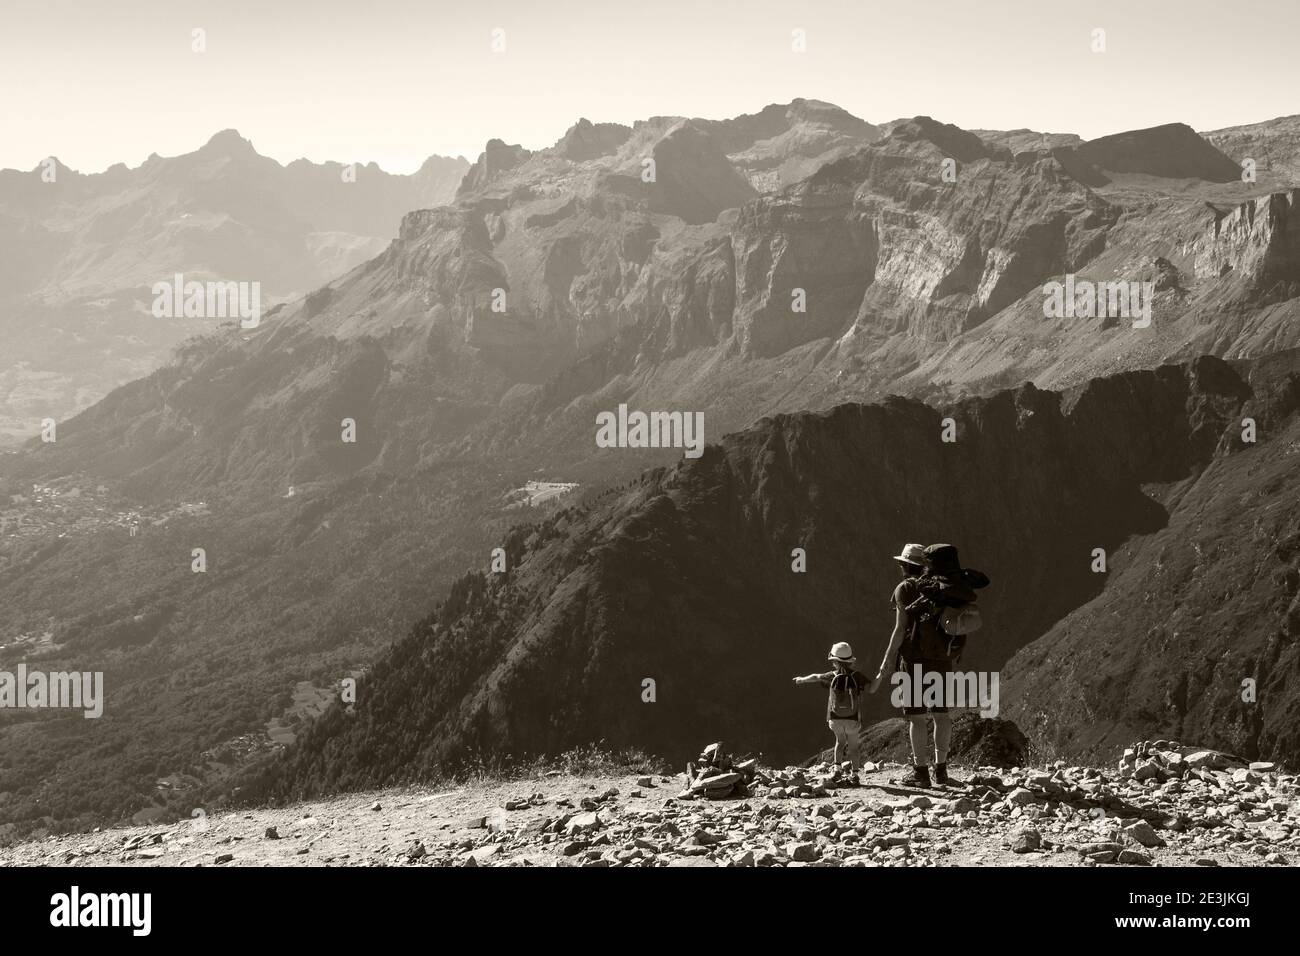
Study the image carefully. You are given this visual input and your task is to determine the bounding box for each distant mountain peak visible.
[1069,123,1241,182]
[883,115,1003,163]
[456,139,533,195]
[30,155,75,177]
[416,153,470,172]
[783,98,861,122]
[199,128,258,157]
[552,118,632,161]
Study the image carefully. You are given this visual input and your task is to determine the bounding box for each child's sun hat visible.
[828,642,856,663]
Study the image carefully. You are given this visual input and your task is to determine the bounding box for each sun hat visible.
[828,641,856,663]
[893,543,927,567]
[925,543,963,575]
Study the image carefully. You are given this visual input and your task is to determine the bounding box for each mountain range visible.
[0,134,468,446]
[1,99,1298,839]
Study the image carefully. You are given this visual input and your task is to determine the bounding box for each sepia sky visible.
[3,0,1297,174]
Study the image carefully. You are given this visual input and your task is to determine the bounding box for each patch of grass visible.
[454,741,669,784]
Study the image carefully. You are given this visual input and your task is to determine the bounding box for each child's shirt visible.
[816,668,869,721]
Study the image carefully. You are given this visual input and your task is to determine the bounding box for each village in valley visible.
[0,475,209,551]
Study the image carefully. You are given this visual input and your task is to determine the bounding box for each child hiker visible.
[793,642,868,774]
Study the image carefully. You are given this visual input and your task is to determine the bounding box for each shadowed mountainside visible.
[1002,351,1300,762]
[243,352,1300,802]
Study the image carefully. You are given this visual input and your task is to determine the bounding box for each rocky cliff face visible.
[1191,189,1300,294]
[254,353,1293,798]
[825,135,1114,345]
[728,180,876,357]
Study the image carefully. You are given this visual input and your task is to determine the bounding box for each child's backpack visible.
[903,545,990,659]
[828,672,861,719]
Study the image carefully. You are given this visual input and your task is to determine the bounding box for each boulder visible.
[1122,820,1166,848]
[1185,751,1226,770]
[1005,788,1038,806]
[1011,828,1042,853]
[691,772,742,792]
[1133,760,1161,782]
[785,841,820,862]
[1077,842,1125,856]
[469,844,502,863]
[564,812,603,835]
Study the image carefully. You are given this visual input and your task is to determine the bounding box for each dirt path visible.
[3,757,1294,867]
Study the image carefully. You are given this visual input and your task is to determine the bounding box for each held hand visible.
[868,673,883,694]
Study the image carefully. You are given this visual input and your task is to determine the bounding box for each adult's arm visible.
[870,606,909,693]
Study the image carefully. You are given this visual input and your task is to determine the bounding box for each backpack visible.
[901,546,990,660]
[828,672,861,719]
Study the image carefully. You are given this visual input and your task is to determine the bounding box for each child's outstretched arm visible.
[792,672,825,685]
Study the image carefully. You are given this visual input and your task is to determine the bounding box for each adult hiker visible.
[793,642,869,776]
[869,542,955,787]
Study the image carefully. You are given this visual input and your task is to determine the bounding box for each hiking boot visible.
[898,764,931,788]
[933,763,950,786]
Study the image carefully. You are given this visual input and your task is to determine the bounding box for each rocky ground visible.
[1,741,1295,868]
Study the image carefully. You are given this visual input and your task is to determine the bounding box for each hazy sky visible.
[3,0,1296,173]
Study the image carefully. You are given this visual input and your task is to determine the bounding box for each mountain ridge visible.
[0,133,470,446]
